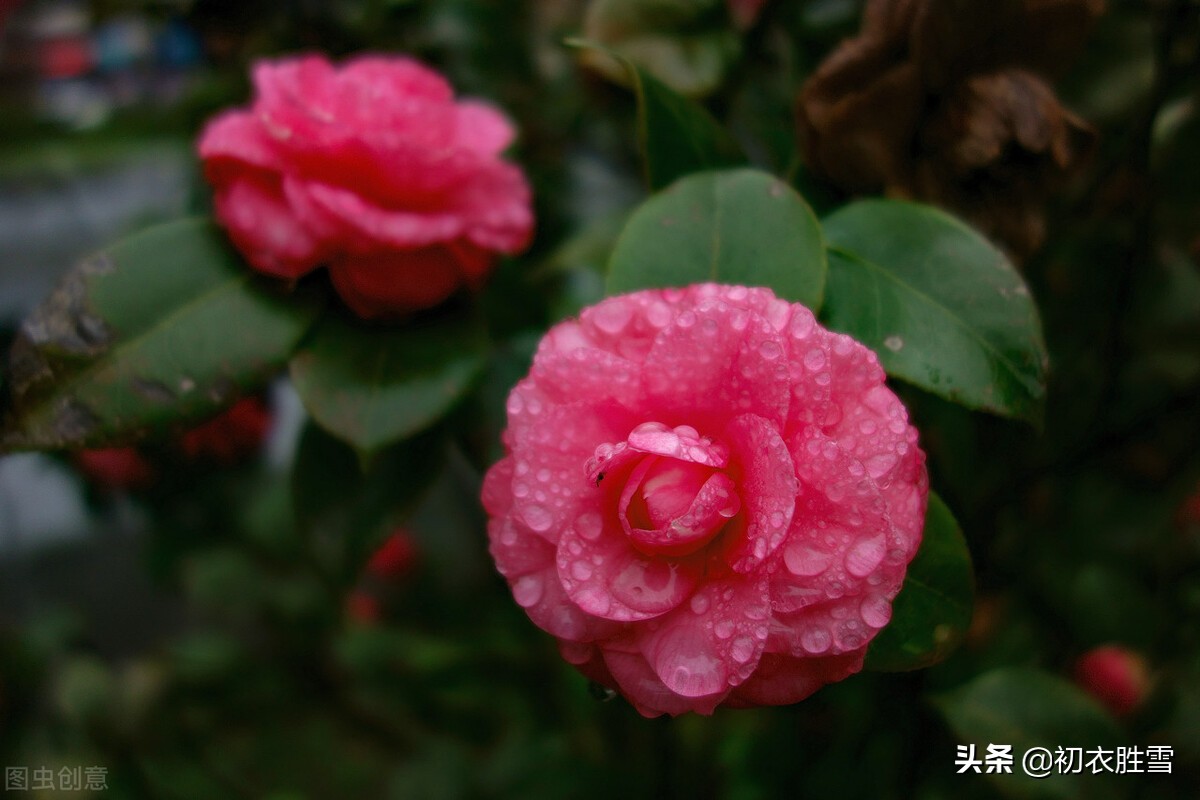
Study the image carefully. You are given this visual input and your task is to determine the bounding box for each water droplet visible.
[571,561,593,580]
[536,468,551,483]
[576,512,603,541]
[845,534,886,578]
[714,620,735,639]
[860,594,892,628]
[783,542,833,576]
[804,348,827,371]
[521,504,553,532]
[758,340,782,360]
[883,335,904,352]
[513,574,544,608]
[865,454,898,479]
[676,311,697,329]
[513,482,530,499]
[588,682,618,701]
[800,626,831,654]
[731,637,755,663]
[690,594,710,614]
[647,301,672,327]
[592,300,633,334]
[506,393,524,415]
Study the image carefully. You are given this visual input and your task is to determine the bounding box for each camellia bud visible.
[1073,645,1151,717]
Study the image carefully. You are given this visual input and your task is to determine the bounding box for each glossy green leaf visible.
[0,218,323,451]
[289,307,486,460]
[568,40,745,190]
[291,422,444,583]
[608,168,826,309]
[934,667,1128,800]
[865,492,974,671]
[822,200,1048,423]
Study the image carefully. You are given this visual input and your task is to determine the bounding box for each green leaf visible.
[1,218,323,451]
[567,39,745,190]
[607,168,826,309]
[291,422,444,583]
[822,200,1048,423]
[289,307,486,461]
[933,667,1129,800]
[865,492,974,671]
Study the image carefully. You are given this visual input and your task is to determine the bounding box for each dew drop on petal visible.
[845,533,886,578]
[860,593,892,628]
[690,593,710,614]
[800,625,831,654]
[576,512,603,541]
[593,300,633,333]
[758,340,782,361]
[571,561,593,581]
[513,574,544,608]
[804,348,827,371]
[783,542,834,577]
[714,620,735,640]
[731,637,755,663]
[521,504,553,532]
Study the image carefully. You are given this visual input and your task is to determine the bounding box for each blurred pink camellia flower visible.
[197,54,534,318]
[1073,645,1151,717]
[483,285,927,716]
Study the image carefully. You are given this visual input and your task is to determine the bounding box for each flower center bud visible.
[619,455,741,557]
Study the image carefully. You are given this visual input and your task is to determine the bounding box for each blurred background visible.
[1,0,1198,797]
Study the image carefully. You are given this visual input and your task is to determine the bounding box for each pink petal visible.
[637,573,771,698]
[489,515,617,643]
[455,100,516,155]
[603,649,728,717]
[770,428,900,616]
[726,651,863,707]
[210,171,326,278]
[505,397,638,542]
[557,514,704,622]
[328,246,467,318]
[197,111,282,172]
[528,323,642,409]
[714,414,797,572]
[640,296,792,433]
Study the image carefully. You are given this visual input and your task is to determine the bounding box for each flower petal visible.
[638,573,771,697]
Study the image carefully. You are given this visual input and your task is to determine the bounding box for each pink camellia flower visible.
[483,284,927,716]
[1073,645,1151,717]
[197,54,534,318]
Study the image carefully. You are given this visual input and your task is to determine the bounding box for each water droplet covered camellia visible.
[483,285,928,716]
[198,54,533,319]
